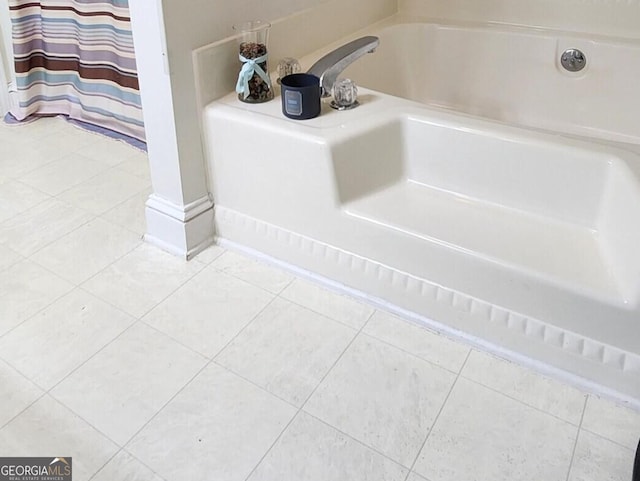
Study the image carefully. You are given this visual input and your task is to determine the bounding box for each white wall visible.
[0,0,14,114]
[0,0,12,76]
[399,0,640,39]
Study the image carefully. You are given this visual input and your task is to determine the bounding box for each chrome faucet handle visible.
[331,78,359,110]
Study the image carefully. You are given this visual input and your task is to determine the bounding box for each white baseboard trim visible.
[144,193,214,260]
[215,205,640,408]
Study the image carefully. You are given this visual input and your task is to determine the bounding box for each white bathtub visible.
[203,17,640,402]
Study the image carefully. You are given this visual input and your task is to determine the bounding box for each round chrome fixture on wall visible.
[561,48,587,72]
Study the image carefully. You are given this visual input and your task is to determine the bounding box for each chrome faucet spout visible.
[307,36,379,97]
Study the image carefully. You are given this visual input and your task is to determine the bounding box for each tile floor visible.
[0,117,639,481]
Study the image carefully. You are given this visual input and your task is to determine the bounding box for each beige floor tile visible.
[127,363,296,481]
[51,323,207,445]
[305,334,456,466]
[115,149,150,181]
[58,168,150,215]
[364,310,470,373]
[0,116,67,143]
[143,266,274,358]
[462,350,587,424]
[0,289,135,390]
[0,139,64,178]
[0,199,93,256]
[281,278,374,329]
[192,244,225,264]
[92,451,164,481]
[81,137,142,167]
[414,378,578,481]
[218,298,356,406]
[568,430,635,481]
[582,395,640,450]
[0,243,23,272]
[31,218,141,284]
[0,396,119,480]
[248,412,407,481]
[82,244,205,318]
[407,473,428,481]
[36,126,100,156]
[19,153,111,196]
[0,358,43,427]
[0,260,74,336]
[212,250,294,294]
[101,188,150,237]
[0,178,51,223]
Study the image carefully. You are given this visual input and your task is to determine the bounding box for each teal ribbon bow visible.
[236,53,271,99]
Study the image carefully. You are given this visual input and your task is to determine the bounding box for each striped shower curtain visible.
[8,0,145,141]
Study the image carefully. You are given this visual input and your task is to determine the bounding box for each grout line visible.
[123,263,208,322]
[140,280,280,365]
[121,356,221,451]
[241,410,302,481]
[241,309,376,481]
[76,285,141,322]
[97,188,151,232]
[458,373,587,427]
[52,163,151,201]
[26,222,144,283]
[3,177,56,200]
[76,243,206,322]
[119,296,285,453]
[212,361,299,410]
[565,395,589,481]
[578,426,639,452]
[189,248,223,266]
[47,166,115,199]
[458,346,473,373]
[119,449,170,481]
[0,198,51,226]
[300,309,375,410]
[276,293,373,332]
[139,320,213,360]
[0,391,47,432]
[89,214,147,237]
[198,245,296,291]
[221,241,376,322]
[0,273,76,342]
[22,211,96,257]
[7,155,66,179]
[87,448,123,481]
[38,319,210,467]
[27,393,123,453]
[211,296,280,362]
[359,329,465,377]
[45,319,141,395]
[404,350,471,480]
[206,264,293,299]
[304,410,411,471]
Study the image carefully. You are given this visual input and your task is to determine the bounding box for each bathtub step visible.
[344,180,622,303]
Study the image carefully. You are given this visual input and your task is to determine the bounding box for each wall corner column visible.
[129,0,214,260]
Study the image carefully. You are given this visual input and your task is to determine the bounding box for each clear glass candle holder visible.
[233,21,274,103]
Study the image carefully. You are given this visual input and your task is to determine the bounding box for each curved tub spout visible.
[307,36,379,97]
